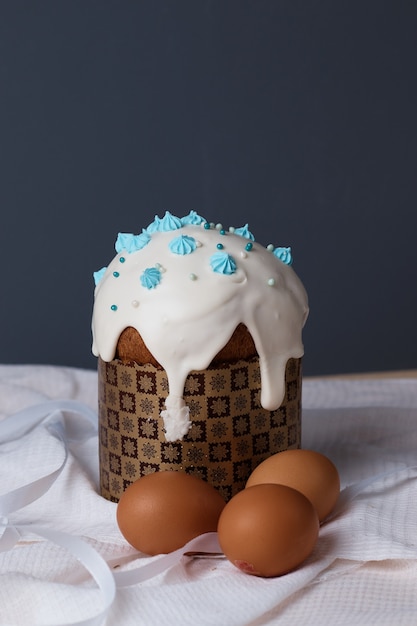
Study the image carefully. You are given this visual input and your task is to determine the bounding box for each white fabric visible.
[1,364,417,626]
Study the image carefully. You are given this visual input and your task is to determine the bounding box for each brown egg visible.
[218,483,319,577]
[246,449,340,522]
[116,471,226,555]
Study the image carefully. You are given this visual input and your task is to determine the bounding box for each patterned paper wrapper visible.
[98,356,302,502]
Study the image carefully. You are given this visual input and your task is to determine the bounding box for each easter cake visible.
[92,211,309,501]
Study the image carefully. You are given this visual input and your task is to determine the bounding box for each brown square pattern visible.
[98,356,302,502]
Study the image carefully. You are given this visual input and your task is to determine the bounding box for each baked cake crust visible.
[116,323,257,366]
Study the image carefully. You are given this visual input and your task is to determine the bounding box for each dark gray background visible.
[1,1,416,376]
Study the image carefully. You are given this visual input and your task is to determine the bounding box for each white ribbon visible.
[0,401,222,625]
[0,401,114,626]
[0,400,416,625]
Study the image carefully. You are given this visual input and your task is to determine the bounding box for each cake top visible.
[92,211,309,441]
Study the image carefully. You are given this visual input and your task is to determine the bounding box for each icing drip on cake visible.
[92,212,309,442]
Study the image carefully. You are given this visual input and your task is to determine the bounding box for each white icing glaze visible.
[92,222,309,441]
[160,396,192,441]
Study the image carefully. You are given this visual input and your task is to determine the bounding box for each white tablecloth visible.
[1,364,417,626]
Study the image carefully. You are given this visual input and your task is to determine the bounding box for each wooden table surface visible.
[306,369,417,380]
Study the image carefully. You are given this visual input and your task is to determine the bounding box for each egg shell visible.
[246,449,340,522]
[116,471,226,555]
[218,483,319,577]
